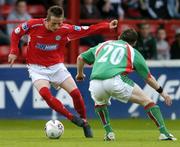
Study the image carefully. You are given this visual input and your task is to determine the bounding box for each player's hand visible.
[8,54,17,67]
[109,19,118,29]
[161,92,172,106]
[76,73,86,82]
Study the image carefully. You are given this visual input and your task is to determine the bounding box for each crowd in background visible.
[1,0,179,19]
[81,0,180,19]
[0,0,180,62]
[79,0,180,60]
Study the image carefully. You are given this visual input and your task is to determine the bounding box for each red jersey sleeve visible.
[67,22,109,41]
[10,19,33,55]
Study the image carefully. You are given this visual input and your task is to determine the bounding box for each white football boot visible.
[159,133,177,141]
[104,132,115,141]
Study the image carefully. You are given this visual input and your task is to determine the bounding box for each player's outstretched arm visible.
[145,75,172,106]
[68,19,118,41]
[76,55,86,82]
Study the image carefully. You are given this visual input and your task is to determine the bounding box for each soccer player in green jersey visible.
[76,29,177,141]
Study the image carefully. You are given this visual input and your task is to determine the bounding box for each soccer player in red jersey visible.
[8,5,118,138]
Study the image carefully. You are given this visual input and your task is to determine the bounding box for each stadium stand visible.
[27,5,46,18]
[0,4,46,18]
[0,4,12,18]
[0,0,179,63]
[0,19,179,63]
[0,45,9,63]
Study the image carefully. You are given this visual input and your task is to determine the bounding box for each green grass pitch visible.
[0,119,179,147]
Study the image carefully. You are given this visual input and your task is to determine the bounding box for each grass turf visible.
[0,119,179,147]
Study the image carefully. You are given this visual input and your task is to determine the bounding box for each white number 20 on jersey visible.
[97,44,125,65]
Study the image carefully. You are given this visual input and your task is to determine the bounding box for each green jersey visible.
[81,40,151,80]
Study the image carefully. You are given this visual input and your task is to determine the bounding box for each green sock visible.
[145,105,169,136]
[95,105,113,134]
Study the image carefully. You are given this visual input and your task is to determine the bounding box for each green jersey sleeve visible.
[80,46,96,65]
[133,49,151,79]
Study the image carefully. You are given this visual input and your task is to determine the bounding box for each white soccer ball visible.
[45,120,64,139]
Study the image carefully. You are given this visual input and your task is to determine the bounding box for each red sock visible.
[39,87,73,120]
[144,102,156,110]
[70,88,87,120]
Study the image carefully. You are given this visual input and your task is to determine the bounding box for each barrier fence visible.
[0,61,180,119]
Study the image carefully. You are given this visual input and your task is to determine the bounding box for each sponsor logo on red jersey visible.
[15,27,21,34]
[35,43,58,51]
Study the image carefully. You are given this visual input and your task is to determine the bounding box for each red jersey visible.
[10,18,110,66]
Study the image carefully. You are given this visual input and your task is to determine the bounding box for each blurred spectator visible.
[110,0,124,19]
[170,30,180,59]
[122,0,142,19]
[0,0,16,5]
[139,0,151,19]
[0,12,10,45]
[7,0,31,51]
[135,23,157,59]
[80,0,104,47]
[80,34,105,47]
[0,0,4,5]
[97,0,118,19]
[7,0,32,36]
[145,0,170,19]
[80,0,101,19]
[7,0,16,4]
[156,28,170,60]
[168,0,180,19]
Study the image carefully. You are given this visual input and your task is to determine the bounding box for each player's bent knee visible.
[129,96,154,106]
[130,84,154,106]
[141,98,154,106]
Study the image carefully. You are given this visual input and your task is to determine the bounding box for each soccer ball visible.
[45,120,64,139]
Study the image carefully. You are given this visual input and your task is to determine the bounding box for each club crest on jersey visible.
[15,27,20,34]
[55,35,61,41]
[35,43,58,51]
[74,26,81,31]
[82,26,89,30]
[22,22,29,31]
